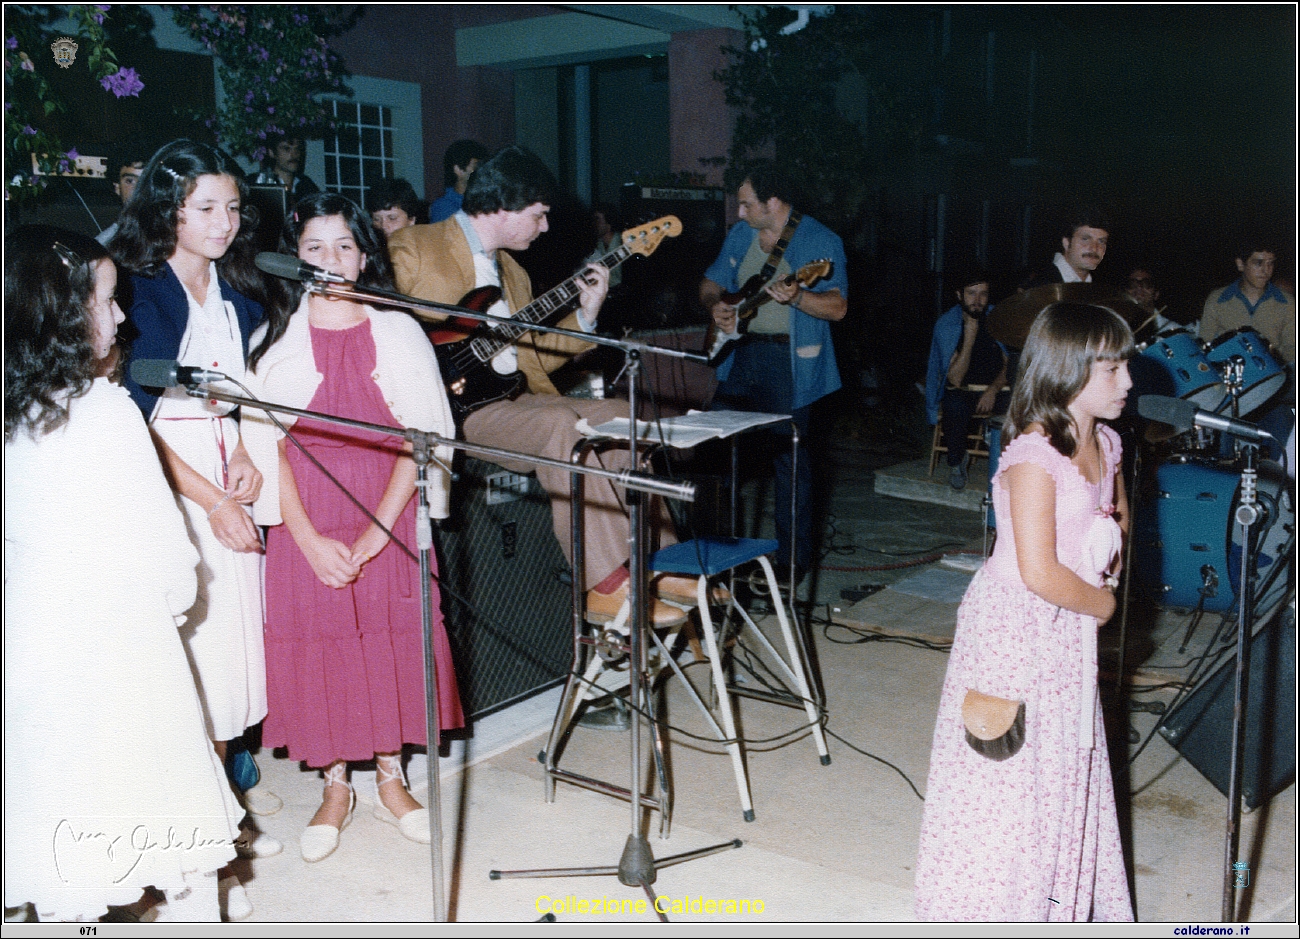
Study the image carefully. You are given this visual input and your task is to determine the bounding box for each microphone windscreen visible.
[1137,394,1196,429]
[129,358,179,388]
[256,252,304,280]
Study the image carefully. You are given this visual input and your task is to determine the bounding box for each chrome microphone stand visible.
[179,380,694,922]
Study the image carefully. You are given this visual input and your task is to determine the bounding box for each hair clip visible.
[52,241,83,270]
[161,164,184,184]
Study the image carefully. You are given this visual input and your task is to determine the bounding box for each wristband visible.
[207,493,233,521]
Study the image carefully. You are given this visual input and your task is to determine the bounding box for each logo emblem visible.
[1233,861,1250,888]
[50,37,78,68]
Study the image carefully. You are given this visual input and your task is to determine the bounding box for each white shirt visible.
[1053,252,1092,284]
[151,261,245,420]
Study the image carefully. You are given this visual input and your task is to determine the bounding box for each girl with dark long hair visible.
[243,193,463,862]
[109,139,280,882]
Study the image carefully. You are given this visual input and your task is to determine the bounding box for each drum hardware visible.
[1176,566,1222,654]
[1205,327,1286,418]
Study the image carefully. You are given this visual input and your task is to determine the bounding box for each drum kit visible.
[1130,322,1292,619]
[983,283,1295,621]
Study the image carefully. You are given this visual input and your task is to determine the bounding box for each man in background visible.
[925,270,1008,490]
[427,139,490,224]
[95,149,146,246]
[247,135,319,204]
[367,177,425,238]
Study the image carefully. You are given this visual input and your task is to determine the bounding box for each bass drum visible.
[1134,458,1295,618]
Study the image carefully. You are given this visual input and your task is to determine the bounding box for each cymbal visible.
[985,283,1148,349]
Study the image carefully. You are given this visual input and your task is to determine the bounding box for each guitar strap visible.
[757,209,802,283]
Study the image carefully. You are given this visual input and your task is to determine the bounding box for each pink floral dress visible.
[914,429,1133,922]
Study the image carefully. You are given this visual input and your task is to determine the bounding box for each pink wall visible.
[330,6,562,197]
[668,28,742,189]
[333,10,740,212]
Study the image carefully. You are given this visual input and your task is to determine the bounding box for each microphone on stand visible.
[255,252,351,285]
[130,359,227,388]
[1138,395,1275,443]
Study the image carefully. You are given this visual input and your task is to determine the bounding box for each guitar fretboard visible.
[467,243,634,364]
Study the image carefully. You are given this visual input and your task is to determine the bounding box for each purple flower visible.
[66,147,79,159]
[20,57,34,71]
[100,66,144,98]
[267,106,275,114]
[6,36,17,49]
[22,124,36,135]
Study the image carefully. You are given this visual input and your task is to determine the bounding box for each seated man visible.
[389,146,686,623]
[925,270,1008,490]
[1200,240,1295,366]
[1199,239,1294,456]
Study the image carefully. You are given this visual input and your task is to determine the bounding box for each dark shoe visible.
[949,461,968,490]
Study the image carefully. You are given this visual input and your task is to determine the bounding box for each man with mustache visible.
[1022,206,1111,287]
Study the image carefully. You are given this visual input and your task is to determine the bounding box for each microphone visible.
[1138,395,1275,443]
[130,359,227,388]
[255,252,349,284]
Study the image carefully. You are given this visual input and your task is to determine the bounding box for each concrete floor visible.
[149,416,1297,924]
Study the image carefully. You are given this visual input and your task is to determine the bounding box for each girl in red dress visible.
[246,194,462,862]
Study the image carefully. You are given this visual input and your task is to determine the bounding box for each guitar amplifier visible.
[620,184,727,325]
[433,456,574,718]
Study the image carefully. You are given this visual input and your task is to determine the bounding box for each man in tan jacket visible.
[389,147,685,624]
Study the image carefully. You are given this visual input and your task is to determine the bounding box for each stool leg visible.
[696,575,755,822]
[756,555,831,764]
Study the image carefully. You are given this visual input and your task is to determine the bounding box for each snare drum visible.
[1134,458,1294,616]
[1204,327,1285,417]
[1139,329,1224,409]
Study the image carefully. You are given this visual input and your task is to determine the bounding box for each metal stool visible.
[649,537,830,822]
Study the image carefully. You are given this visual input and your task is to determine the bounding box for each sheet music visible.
[577,409,790,449]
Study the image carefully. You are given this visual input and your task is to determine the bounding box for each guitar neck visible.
[479,243,634,350]
[736,271,794,319]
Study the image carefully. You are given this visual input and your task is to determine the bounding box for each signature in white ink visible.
[53,819,233,885]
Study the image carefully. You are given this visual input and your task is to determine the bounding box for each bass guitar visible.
[704,258,833,367]
[420,215,681,427]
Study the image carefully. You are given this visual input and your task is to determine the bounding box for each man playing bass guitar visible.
[699,164,848,580]
[389,146,690,625]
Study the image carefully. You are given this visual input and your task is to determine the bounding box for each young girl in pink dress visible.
[244,194,463,863]
[915,302,1136,922]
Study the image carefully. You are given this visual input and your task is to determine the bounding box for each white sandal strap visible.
[323,763,352,791]
[376,755,407,789]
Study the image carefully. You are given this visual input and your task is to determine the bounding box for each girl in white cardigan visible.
[245,194,462,862]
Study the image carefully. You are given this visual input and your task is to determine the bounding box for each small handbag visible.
[962,689,1026,761]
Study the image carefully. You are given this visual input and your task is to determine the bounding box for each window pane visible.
[360,104,379,125]
[339,157,360,188]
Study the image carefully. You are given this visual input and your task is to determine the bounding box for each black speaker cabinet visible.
[433,457,574,718]
[1158,609,1296,809]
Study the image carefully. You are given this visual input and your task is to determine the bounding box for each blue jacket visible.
[704,217,846,410]
[123,264,263,418]
[925,304,1005,425]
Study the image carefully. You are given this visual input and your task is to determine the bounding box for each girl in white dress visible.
[110,140,283,908]
[4,227,241,921]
